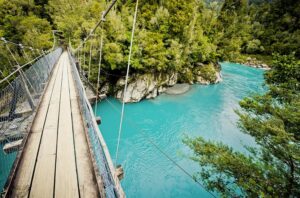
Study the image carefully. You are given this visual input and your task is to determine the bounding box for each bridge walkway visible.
[7,52,102,198]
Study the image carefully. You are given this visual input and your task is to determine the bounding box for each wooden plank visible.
[8,52,107,198]
[29,54,64,198]
[9,57,62,198]
[67,55,100,198]
[54,53,79,198]
[68,50,125,197]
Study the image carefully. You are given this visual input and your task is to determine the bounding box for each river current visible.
[0,62,265,196]
[94,62,265,197]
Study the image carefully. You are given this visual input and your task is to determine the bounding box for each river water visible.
[94,62,265,198]
[0,62,265,196]
[0,142,17,192]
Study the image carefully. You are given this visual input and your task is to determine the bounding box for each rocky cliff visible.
[107,63,222,103]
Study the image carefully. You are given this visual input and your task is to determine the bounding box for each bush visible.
[246,39,264,54]
[195,63,217,82]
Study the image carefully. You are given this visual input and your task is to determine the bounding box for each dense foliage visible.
[0,0,53,80]
[184,54,300,197]
[1,0,299,196]
[1,0,299,83]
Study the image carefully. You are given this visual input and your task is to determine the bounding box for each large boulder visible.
[115,71,178,103]
[114,63,222,103]
[100,83,110,95]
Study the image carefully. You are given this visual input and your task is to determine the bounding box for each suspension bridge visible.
[0,45,125,197]
[0,0,126,197]
[0,0,219,197]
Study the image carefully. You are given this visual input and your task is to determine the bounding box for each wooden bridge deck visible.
[7,52,102,198]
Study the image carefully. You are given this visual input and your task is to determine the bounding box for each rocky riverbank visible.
[97,63,222,103]
[243,57,270,69]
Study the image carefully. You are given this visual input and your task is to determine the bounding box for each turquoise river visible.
[94,62,265,198]
[0,62,264,196]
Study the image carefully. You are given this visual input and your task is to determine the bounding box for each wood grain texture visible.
[9,52,101,198]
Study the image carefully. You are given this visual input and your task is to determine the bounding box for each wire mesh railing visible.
[0,47,62,194]
[68,49,124,198]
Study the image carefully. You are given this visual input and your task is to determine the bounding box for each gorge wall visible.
[98,63,222,103]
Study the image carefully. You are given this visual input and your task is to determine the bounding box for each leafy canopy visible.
[184,54,300,197]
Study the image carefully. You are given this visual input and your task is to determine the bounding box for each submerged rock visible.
[165,84,191,95]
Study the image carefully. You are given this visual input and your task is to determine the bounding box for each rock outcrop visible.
[115,72,178,103]
[193,63,222,85]
[100,82,110,95]
[114,63,222,103]
[244,57,270,69]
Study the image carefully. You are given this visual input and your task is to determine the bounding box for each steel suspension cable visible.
[0,37,43,52]
[5,44,37,95]
[115,0,139,166]
[104,97,218,198]
[3,43,35,109]
[75,0,118,52]
[21,47,40,81]
[94,24,105,115]
[0,70,13,88]
[0,53,44,85]
[88,41,93,82]
[0,38,49,85]
[41,50,52,74]
[83,43,86,70]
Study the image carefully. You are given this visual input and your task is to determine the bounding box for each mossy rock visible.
[193,63,217,83]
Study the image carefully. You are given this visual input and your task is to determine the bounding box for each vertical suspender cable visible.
[115,0,139,166]
[94,24,104,115]
[0,70,13,88]
[88,42,93,82]
[21,48,40,82]
[6,44,37,94]
[83,43,86,70]
[5,44,35,109]
[80,45,83,67]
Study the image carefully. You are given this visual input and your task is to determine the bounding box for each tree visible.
[217,0,251,61]
[184,54,300,197]
[246,39,264,54]
[0,0,53,81]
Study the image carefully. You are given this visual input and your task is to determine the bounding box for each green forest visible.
[1,0,299,82]
[0,0,299,197]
